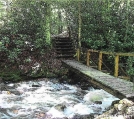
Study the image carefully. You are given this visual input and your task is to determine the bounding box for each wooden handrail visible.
[85,49,134,79]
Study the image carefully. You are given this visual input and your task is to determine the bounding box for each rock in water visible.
[84,90,108,103]
[126,106,134,115]
[29,82,42,87]
[95,98,134,119]
[10,89,22,95]
[54,103,66,111]
[119,98,134,107]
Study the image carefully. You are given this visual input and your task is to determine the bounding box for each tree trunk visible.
[78,1,81,49]
[58,10,63,34]
[45,3,51,45]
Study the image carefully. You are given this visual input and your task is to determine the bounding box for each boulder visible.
[29,82,42,87]
[10,89,22,95]
[0,83,7,91]
[84,90,107,103]
[54,103,66,111]
[126,106,134,115]
[72,114,94,119]
[95,98,134,119]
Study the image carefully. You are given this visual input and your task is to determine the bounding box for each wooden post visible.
[87,50,90,66]
[77,48,80,61]
[114,54,119,77]
[98,52,102,71]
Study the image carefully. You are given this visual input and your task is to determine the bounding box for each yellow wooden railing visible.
[76,48,134,79]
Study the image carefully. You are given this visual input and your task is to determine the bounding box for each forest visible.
[0,0,134,82]
[0,0,134,119]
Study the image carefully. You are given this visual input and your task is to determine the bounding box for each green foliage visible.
[127,57,134,76]
[0,0,134,80]
[64,0,134,77]
[0,0,53,64]
[65,0,134,53]
[0,69,22,82]
[0,0,56,81]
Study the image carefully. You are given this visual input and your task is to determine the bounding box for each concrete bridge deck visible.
[62,60,134,100]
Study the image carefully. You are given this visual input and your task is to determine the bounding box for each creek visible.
[0,78,119,119]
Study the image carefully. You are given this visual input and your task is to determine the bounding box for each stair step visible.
[55,38,70,40]
[56,51,74,53]
[55,47,73,49]
[55,40,72,42]
[55,42,73,45]
[55,44,73,46]
[53,37,74,59]
[57,55,74,58]
[56,48,74,50]
[55,42,72,44]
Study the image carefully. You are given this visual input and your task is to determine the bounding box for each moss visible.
[90,94,103,102]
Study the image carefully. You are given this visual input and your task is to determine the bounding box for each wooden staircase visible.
[54,37,74,58]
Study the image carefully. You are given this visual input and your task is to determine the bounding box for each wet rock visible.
[72,114,94,119]
[76,87,87,95]
[92,106,102,113]
[10,89,22,95]
[63,86,70,90]
[111,100,120,106]
[84,93,103,103]
[32,82,42,87]
[119,98,134,107]
[114,103,126,111]
[0,83,20,94]
[94,101,102,104]
[95,98,134,119]
[28,88,38,92]
[0,83,7,91]
[29,82,42,87]
[114,99,134,112]
[8,97,23,102]
[126,106,134,115]
[54,103,66,111]
[34,112,46,118]
[50,78,60,84]
[0,108,10,117]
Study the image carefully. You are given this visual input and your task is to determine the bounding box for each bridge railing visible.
[76,48,134,80]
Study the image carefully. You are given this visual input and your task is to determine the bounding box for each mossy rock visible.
[90,94,104,102]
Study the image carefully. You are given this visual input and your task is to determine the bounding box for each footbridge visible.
[62,49,134,100]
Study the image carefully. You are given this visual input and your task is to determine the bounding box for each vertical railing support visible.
[87,50,90,66]
[77,48,80,61]
[114,54,119,77]
[98,52,102,71]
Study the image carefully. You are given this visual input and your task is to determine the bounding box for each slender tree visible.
[78,1,82,49]
[45,2,51,45]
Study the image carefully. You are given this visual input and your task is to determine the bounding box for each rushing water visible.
[0,78,119,119]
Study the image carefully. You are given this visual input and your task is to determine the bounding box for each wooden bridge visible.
[62,59,134,100]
